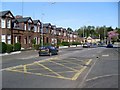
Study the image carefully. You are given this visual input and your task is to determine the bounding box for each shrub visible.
[14,43,21,51]
[6,44,13,53]
[34,44,40,50]
[72,42,81,45]
[61,41,70,46]
[0,42,7,53]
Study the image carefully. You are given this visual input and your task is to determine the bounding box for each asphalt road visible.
[1,47,119,88]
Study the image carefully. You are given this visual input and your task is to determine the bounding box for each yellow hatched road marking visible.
[72,59,92,80]
[7,69,72,80]
[35,62,63,78]
[23,65,27,73]
[60,59,82,66]
[49,60,79,72]
[72,66,86,80]
[5,58,93,81]
[85,59,92,65]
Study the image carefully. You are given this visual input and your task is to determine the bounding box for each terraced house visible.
[0,10,81,49]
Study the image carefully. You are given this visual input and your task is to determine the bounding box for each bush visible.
[72,42,81,45]
[14,43,21,51]
[61,41,70,46]
[6,44,13,53]
[34,44,40,50]
[0,42,7,53]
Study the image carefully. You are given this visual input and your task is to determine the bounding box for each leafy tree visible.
[67,27,73,32]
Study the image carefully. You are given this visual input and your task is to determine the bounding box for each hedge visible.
[6,44,13,53]
[0,42,7,53]
[61,41,70,46]
[72,42,81,45]
[14,43,21,51]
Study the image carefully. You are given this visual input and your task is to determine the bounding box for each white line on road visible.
[102,54,109,57]
[77,57,98,88]
[86,74,119,82]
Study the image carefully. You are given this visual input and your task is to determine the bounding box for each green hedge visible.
[61,41,70,46]
[14,43,21,51]
[0,42,7,53]
[6,44,13,53]
[72,42,81,45]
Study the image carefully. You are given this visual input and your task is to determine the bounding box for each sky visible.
[0,1,118,31]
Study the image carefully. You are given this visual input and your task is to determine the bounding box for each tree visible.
[67,27,73,32]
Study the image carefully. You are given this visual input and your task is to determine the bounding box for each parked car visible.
[38,46,58,56]
[90,43,97,48]
[83,43,91,48]
[106,44,113,48]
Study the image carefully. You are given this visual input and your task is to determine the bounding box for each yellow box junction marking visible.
[5,57,92,81]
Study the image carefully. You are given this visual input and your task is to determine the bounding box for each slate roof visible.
[56,27,63,31]
[15,17,32,23]
[33,20,40,25]
[0,10,14,18]
[43,23,51,27]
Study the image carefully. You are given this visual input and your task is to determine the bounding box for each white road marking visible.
[102,54,109,57]
[86,74,119,82]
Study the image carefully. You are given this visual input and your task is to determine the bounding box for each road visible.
[1,46,119,88]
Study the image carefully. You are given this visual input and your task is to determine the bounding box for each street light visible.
[40,2,56,47]
[41,13,45,47]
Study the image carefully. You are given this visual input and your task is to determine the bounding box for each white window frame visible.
[7,35,11,44]
[34,25,37,32]
[15,36,18,43]
[1,19,5,28]
[37,26,40,32]
[24,38,27,44]
[24,24,26,30]
[28,23,31,31]
[29,36,31,44]
[1,35,6,43]
[7,19,11,28]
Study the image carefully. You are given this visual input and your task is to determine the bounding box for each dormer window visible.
[7,19,11,28]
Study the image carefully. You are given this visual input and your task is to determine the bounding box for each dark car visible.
[83,43,91,48]
[38,46,58,56]
[106,44,113,48]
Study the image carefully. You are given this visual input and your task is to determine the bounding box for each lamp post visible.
[41,13,45,47]
[40,2,56,47]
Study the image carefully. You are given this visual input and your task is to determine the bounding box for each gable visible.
[37,22,40,25]
[28,19,32,23]
[6,12,13,18]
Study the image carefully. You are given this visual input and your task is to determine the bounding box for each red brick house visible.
[33,20,41,45]
[0,10,82,49]
[43,23,52,44]
[0,10,14,44]
[12,16,34,49]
